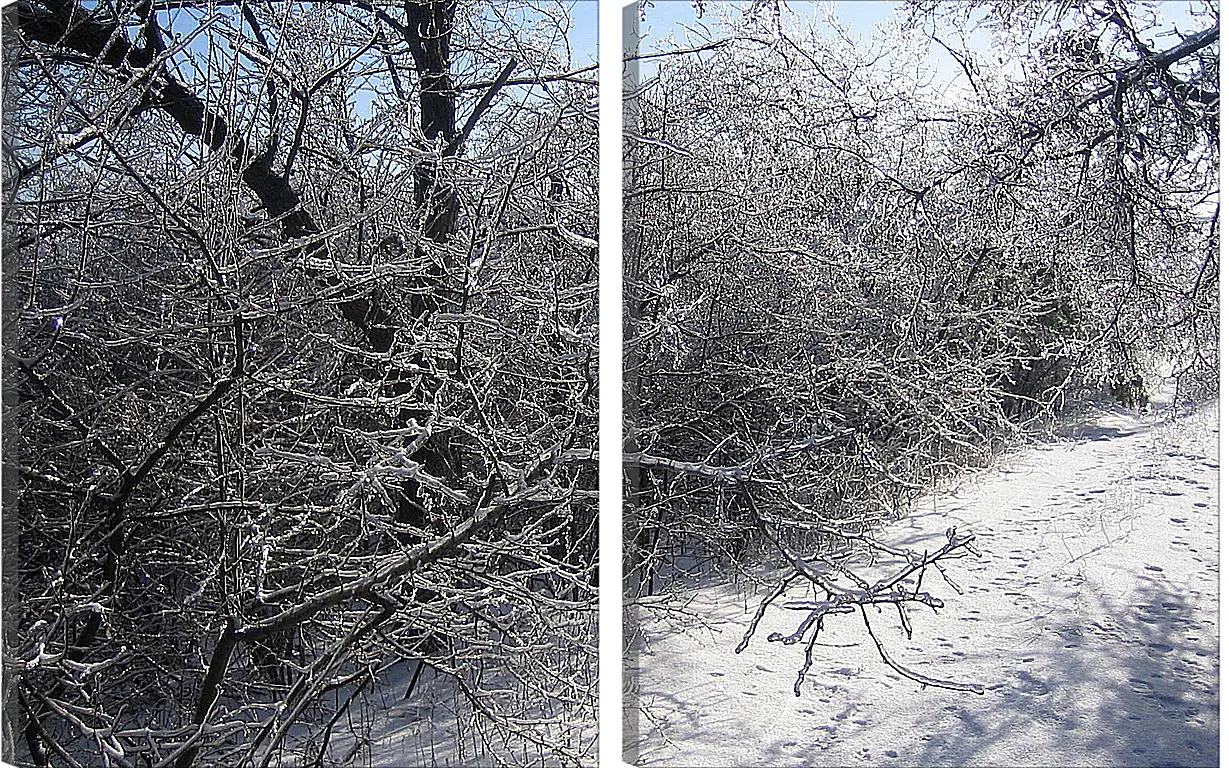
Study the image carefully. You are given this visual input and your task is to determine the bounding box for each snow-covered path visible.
[626,401,1219,767]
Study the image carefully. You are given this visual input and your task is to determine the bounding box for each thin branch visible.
[455,62,597,92]
[859,604,984,694]
[624,39,732,61]
[446,56,518,156]
[735,571,801,653]
[793,618,823,697]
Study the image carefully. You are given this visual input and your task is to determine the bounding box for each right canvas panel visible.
[622,2,1219,766]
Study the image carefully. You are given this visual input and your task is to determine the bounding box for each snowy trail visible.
[626,401,1219,767]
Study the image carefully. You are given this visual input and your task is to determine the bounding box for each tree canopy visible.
[4,1,598,765]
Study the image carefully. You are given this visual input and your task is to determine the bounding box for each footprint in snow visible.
[1013,670,1051,696]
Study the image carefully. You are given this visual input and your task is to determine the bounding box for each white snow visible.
[313,650,596,766]
[626,397,1219,767]
[376,660,596,766]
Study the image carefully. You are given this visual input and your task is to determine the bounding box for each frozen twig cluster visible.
[738,508,983,695]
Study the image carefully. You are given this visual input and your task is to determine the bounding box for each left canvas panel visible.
[2,1,598,765]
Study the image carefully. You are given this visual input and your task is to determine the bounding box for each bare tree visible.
[623,0,1215,693]
[3,1,597,765]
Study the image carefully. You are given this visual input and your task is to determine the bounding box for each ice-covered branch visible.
[624,429,854,484]
[745,501,984,695]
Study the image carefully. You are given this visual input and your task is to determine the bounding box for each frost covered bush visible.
[624,0,1217,595]
[3,1,597,765]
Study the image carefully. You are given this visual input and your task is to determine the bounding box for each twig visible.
[859,605,983,694]
[793,619,823,697]
[735,572,801,653]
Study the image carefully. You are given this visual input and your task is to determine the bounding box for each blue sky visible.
[635,0,1210,46]
[630,0,1213,99]
[636,0,898,49]
[569,0,599,62]
[630,1,948,88]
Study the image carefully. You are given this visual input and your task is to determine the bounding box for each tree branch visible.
[446,56,518,156]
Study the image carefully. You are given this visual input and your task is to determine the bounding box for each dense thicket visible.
[624,0,1217,594]
[3,2,597,765]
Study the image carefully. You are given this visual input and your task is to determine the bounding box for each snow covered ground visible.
[625,396,1219,767]
[316,649,597,767]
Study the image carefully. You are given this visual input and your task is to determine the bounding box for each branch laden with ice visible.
[739,503,985,696]
[624,428,855,484]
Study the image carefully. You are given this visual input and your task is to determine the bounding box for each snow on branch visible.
[739,512,984,696]
[623,452,752,483]
[234,451,567,643]
[624,428,855,484]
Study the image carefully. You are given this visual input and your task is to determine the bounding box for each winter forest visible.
[3,1,597,766]
[0,0,1221,766]
[623,1,1218,766]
